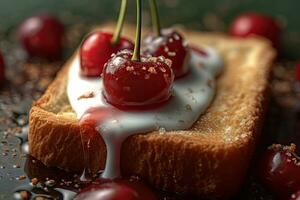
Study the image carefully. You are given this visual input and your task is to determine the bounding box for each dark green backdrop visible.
[0,0,298,59]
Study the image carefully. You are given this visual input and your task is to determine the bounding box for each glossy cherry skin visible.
[143,29,188,78]
[74,179,158,200]
[295,60,300,82]
[290,190,300,200]
[0,51,5,85]
[229,13,281,49]
[290,189,300,200]
[259,144,300,198]
[18,14,64,60]
[103,50,174,109]
[80,32,134,77]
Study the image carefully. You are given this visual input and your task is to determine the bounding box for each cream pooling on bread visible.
[67,47,223,179]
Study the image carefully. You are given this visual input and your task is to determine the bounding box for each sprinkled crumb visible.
[31,178,39,185]
[185,104,192,111]
[126,66,134,71]
[283,143,296,152]
[164,58,172,67]
[268,143,282,150]
[45,179,56,187]
[173,34,180,40]
[13,164,20,168]
[148,67,157,74]
[159,67,166,73]
[77,91,95,100]
[207,80,213,87]
[164,46,169,52]
[17,175,26,180]
[167,52,176,57]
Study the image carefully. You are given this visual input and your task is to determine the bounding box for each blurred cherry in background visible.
[229,13,282,50]
[18,13,65,60]
[290,190,300,200]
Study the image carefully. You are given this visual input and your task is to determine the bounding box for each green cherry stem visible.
[111,0,127,45]
[149,0,161,36]
[132,0,141,61]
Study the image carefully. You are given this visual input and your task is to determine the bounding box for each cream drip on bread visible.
[67,47,223,179]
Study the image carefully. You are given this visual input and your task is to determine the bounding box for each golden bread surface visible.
[29,23,275,198]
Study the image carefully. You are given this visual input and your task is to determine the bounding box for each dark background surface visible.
[0,0,299,59]
[0,0,299,199]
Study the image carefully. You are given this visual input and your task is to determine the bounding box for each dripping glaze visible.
[67,46,223,179]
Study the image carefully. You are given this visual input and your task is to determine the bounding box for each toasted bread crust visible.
[29,23,275,198]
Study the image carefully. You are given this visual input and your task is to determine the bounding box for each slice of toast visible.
[28,23,276,198]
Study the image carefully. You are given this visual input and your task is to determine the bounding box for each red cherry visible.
[75,178,158,200]
[80,32,134,77]
[18,14,64,60]
[295,60,300,82]
[0,51,5,85]
[290,190,300,200]
[143,29,189,78]
[259,144,300,198]
[102,50,174,109]
[229,13,281,49]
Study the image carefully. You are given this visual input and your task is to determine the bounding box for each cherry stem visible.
[111,0,127,45]
[149,0,161,36]
[132,0,141,61]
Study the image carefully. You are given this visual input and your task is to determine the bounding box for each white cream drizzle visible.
[67,47,223,179]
